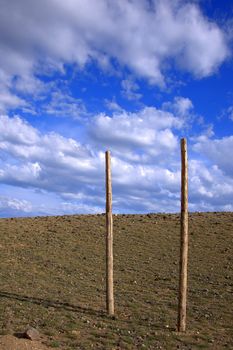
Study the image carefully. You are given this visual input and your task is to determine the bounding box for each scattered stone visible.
[23,326,40,341]
[71,329,80,336]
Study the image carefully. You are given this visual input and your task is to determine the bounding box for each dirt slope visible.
[0,335,51,350]
[0,212,232,349]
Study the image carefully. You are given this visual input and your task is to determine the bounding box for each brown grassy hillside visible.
[0,212,232,349]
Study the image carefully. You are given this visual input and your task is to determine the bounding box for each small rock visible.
[71,330,80,336]
[24,326,40,341]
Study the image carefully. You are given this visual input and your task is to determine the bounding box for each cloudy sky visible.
[0,0,233,217]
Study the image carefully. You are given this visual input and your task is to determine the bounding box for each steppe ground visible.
[0,212,232,349]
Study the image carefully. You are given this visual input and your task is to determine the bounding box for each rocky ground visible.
[0,212,232,349]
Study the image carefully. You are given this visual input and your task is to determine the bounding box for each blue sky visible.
[0,0,233,217]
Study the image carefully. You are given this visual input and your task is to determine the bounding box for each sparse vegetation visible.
[0,212,232,349]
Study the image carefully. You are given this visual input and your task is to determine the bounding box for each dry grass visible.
[0,212,232,349]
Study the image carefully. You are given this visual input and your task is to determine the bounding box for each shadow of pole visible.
[0,291,105,318]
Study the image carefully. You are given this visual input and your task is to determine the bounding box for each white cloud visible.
[1,0,230,217]
[14,76,47,96]
[0,196,32,215]
[0,162,41,187]
[0,115,39,145]
[193,135,233,176]
[173,2,229,77]
[227,106,233,121]
[61,202,102,214]
[89,106,183,162]
[0,113,233,215]
[0,89,26,113]
[121,78,142,100]
[111,157,180,194]
[105,99,123,113]
[188,159,233,211]
[0,115,103,195]
[163,96,194,117]
[44,91,87,119]
[0,113,182,213]
[0,0,229,94]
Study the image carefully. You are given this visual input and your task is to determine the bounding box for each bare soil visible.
[0,335,51,350]
[0,212,232,349]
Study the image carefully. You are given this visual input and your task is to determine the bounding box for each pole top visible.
[180,138,187,149]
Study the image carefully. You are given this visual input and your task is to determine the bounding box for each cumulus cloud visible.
[0,1,231,216]
[0,196,32,216]
[44,91,87,119]
[0,115,101,193]
[193,135,233,176]
[0,113,182,213]
[0,89,26,113]
[163,96,194,117]
[105,99,123,113]
[89,106,184,162]
[61,202,102,214]
[0,115,105,214]
[0,0,229,94]
[189,159,233,211]
[0,115,39,145]
[0,113,233,215]
[121,79,142,101]
[227,106,233,121]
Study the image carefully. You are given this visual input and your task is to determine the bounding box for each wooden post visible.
[178,138,189,332]
[105,150,114,316]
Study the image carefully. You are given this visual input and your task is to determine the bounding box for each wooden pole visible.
[178,138,189,332]
[105,150,114,316]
